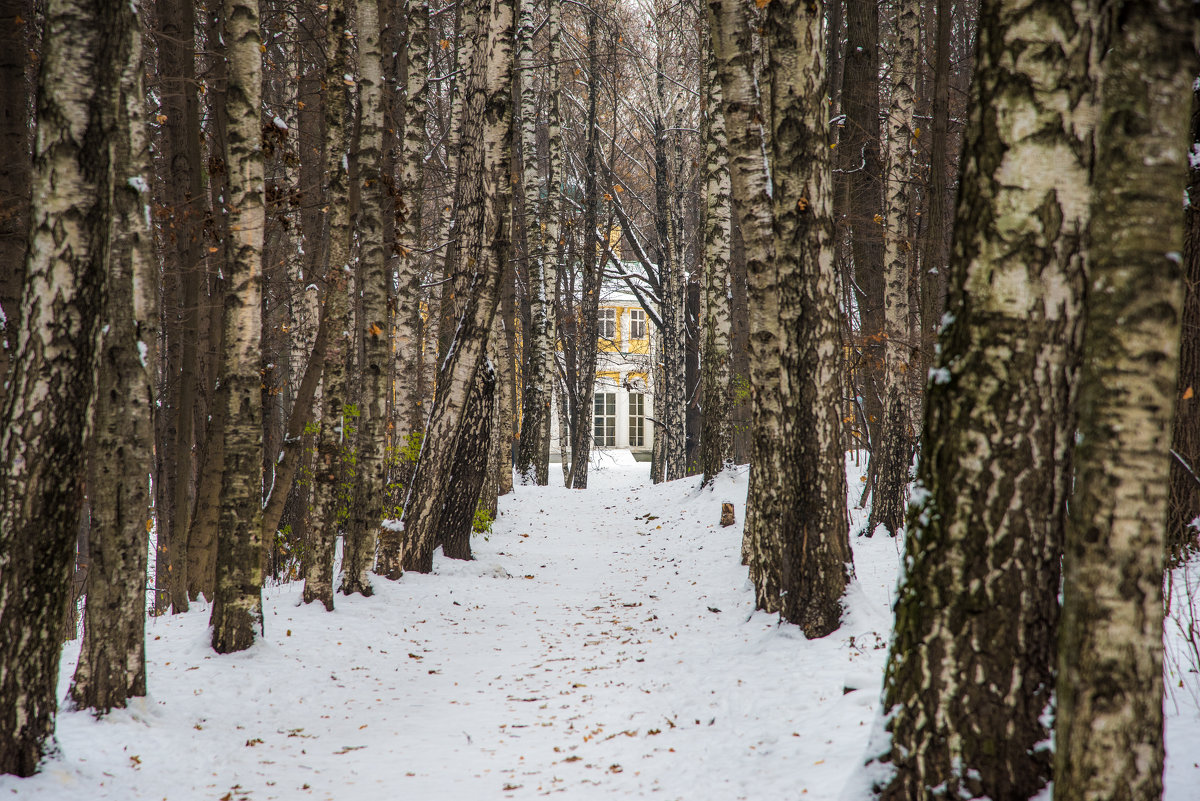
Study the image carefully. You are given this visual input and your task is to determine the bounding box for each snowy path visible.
[6,455,1198,800]
[6,457,898,800]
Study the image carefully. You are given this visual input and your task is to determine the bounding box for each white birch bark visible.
[514,0,555,486]
[342,0,387,598]
[302,0,354,611]
[875,0,1095,793]
[700,41,733,487]
[866,0,917,537]
[763,0,851,635]
[0,0,110,773]
[402,0,514,572]
[1054,2,1195,797]
[210,0,266,655]
[377,0,429,579]
[707,0,779,572]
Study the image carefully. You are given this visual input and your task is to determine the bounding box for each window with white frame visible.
[629,392,645,447]
[598,308,616,340]
[629,308,646,340]
[593,392,616,446]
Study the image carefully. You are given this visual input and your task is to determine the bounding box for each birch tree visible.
[568,9,603,490]
[0,0,33,416]
[866,0,917,536]
[342,0,387,598]
[1054,3,1194,796]
[402,0,514,572]
[210,0,266,654]
[69,3,156,711]
[699,41,733,487]
[873,0,1094,793]
[0,0,119,773]
[707,0,777,567]
[515,0,557,487]
[760,0,851,635]
[377,0,430,578]
[302,0,354,610]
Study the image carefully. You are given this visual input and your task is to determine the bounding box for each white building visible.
[550,282,654,459]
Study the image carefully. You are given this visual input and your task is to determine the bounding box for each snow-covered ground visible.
[4,453,1199,800]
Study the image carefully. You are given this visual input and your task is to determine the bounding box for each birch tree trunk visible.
[302,0,354,610]
[377,0,429,579]
[874,0,1094,792]
[441,358,496,560]
[0,0,113,774]
[342,0,387,598]
[707,0,778,569]
[402,0,513,573]
[700,42,733,488]
[186,7,232,604]
[514,0,556,487]
[762,0,851,636]
[1054,4,1194,797]
[653,29,686,483]
[70,3,156,711]
[866,0,917,537]
[210,0,266,654]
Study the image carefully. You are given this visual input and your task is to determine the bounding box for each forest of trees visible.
[0,0,1197,796]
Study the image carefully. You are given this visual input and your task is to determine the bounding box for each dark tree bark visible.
[70,8,156,710]
[441,359,496,560]
[186,3,232,604]
[569,10,602,490]
[303,0,355,610]
[841,0,885,491]
[917,0,953,382]
[1168,83,1200,559]
[156,0,207,613]
[0,0,33,411]
[866,0,918,537]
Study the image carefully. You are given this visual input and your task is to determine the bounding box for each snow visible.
[3,454,1198,800]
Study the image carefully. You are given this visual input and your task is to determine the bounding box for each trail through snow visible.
[4,453,1199,800]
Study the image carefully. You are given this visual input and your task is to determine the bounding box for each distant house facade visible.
[550,281,654,458]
